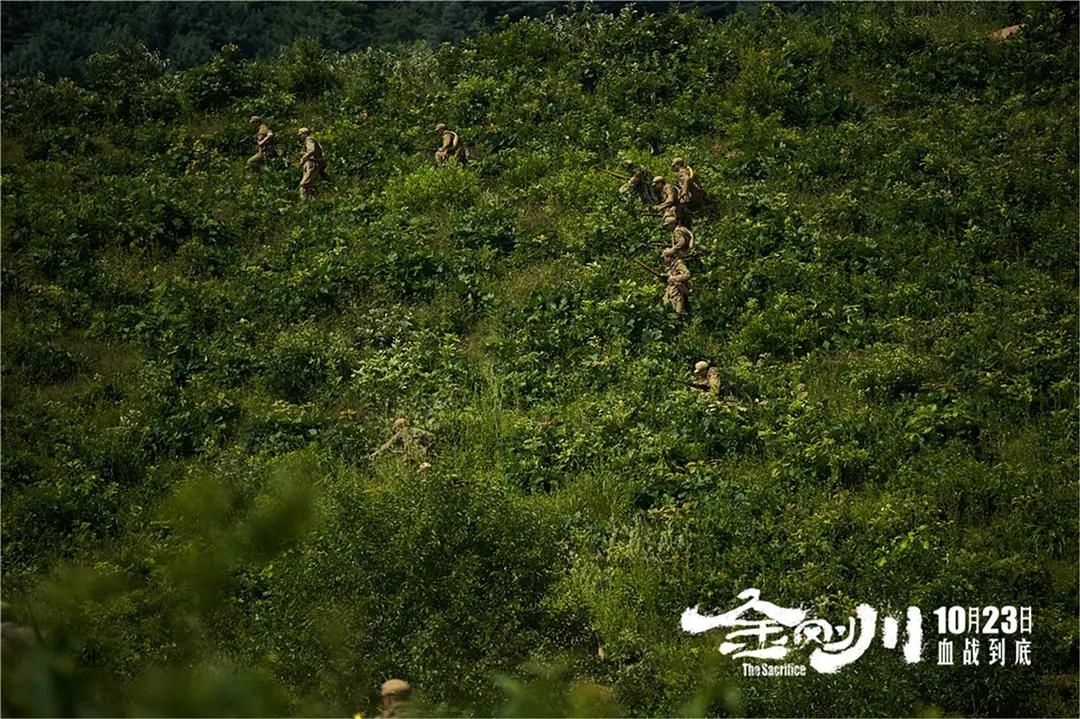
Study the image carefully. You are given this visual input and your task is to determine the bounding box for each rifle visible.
[678,380,711,390]
[414,147,436,153]
[630,256,666,282]
[601,168,632,181]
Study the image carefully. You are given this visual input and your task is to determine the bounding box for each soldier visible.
[692,361,722,395]
[434,123,468,165]
[618,163,657,203]
[663,216,695,256]
[661,247,691,315]
[296,127,324,200]
[651,176,685,226]
[247,115,276,169]
[671,157,706,210]
[369,418,435,463]
[379,678,412,718]
[988,24,1023,40]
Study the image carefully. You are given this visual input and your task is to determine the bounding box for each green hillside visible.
[2,3,1077,716]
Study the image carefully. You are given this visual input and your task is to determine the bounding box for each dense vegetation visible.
[0,0,752,82]
[2,3,1077,716]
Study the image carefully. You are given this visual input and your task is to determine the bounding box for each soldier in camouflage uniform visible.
[618,163,657,203]
[296,127,324,200]
[434,123,468,165]
[663,216,695,256]
[369,418,435,463]
[379,678,412,718]
[671,157,706,210]
[661,247,691,315]
[693,361,722,395]
[247,115,276,169]
[652,176,685,227]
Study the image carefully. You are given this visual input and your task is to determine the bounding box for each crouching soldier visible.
[369,418,435,463]
[434,123,468,165]
[692,361,721,395]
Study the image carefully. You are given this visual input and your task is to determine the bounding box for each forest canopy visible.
[1,1,758,82]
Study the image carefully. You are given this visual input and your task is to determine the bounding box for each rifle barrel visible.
[630,256,665,281]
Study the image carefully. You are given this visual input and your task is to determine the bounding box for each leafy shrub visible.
[85,43,180,121]
[280,37,341,100]
[182,44,258,112]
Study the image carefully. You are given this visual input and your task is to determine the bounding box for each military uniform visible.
[435,124,467,165]
[669,224,694,255]
[379,678,412,718]
[694,361,721,395]
[380,702,411,719]
[247,118,276,169]
[297,129,324,200]
[619,166,657,203]
[369,419,434,463]
[662,253,691,315]
[619,167,645,194]
[653,180,685,226]
[672,158,706,210]
[988,24,1023,40]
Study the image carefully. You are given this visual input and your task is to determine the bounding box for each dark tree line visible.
[1,1,764,82]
